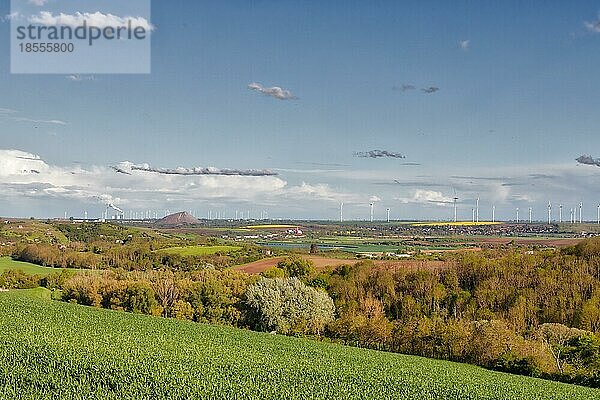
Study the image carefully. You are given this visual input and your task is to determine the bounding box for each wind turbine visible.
[369,202,374,222]
[516,207,519,223]
[559,204,563,223]
[452,189,458,222]
[548,202,552,224]
[492,205,496,222]
[570,208,574,224]
[579,202,583,224]
[340,202,344,223]
[529,207,532,223]
[597,203,600,225]
[386,207,391,223]
[476,197,480,223]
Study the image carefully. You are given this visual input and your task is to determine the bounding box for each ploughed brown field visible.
[234,255,446,274]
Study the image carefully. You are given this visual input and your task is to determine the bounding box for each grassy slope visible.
[0,257,90,276]
[0,220,68,244]
[0,291,597,400]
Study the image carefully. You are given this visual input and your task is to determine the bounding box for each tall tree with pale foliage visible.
[245,277,335,335]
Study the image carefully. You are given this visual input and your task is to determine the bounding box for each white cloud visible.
[248,82,297,100]
[414,190,453,204]
[584,19,600,33]
[29,0,49,6]
[0,108,67,126]
[397,190,453,205]
[29,11,154,31]
[460,39,470,51]
[285,182,343,202]
[12,117,67,125]
[0,150,357,214]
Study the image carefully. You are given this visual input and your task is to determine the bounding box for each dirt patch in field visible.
[234,256,446,274]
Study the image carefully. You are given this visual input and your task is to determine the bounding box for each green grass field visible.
[260,237,465,253]
[155,245,241,256]
[0,257,91,276]
[0,291,597,399]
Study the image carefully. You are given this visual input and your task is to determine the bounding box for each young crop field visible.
[154,245,241,256]
[0,290,597,399]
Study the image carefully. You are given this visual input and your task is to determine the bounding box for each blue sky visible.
[1,1,600,220]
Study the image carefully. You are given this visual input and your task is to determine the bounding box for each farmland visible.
[0,290,596,400]
[154,245,242,256]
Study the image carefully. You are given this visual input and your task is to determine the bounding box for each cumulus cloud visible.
[576,155,600,167]
[285,182,339,201]
[396,190,453,205]
[459,39,470,50]
[29,11,154,31]
[0,149,360,217]
[247,82,297,100]
[0,150,286,205]
[354,150,406,159]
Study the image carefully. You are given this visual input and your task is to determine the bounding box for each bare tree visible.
[153,271,178,317]
[536,323,584,374]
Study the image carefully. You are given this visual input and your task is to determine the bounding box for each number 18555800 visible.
[19,43,75,53]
